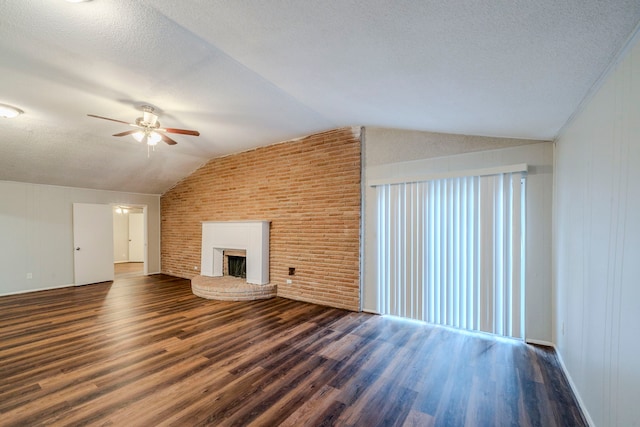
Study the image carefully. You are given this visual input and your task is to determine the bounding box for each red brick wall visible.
[161,127,362,311]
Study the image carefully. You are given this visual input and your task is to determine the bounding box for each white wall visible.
[0,181,161,295]
[362,127,553,342]
[554,33,640,426]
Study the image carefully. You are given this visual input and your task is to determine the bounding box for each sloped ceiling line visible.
[0,1,639,194]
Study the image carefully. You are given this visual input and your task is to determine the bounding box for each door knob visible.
[76,247,80,251]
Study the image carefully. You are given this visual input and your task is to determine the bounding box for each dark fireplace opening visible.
[228,255,246,278]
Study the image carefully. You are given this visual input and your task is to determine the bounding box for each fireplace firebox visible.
[227,255,246,278]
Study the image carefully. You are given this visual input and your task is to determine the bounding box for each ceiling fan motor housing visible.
[139,106,159,128]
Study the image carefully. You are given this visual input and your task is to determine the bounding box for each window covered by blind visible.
[376,172,525,338]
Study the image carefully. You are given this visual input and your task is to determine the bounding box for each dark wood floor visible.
[114,261,144,279]
[0,273,586,426]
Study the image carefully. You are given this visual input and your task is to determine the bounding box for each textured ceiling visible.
[1,1,639,194]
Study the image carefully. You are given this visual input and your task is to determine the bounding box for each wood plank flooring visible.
[114,262,144,279]
[0,273,587,426]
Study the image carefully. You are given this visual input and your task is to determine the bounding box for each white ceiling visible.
[1,1,639,194]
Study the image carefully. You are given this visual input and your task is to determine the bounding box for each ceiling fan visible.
[87,105,200,147]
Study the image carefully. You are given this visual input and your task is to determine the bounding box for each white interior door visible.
[73,203,114,285]
[128,213,144,262]
[113,208,129,262]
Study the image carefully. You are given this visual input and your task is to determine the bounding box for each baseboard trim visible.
[0,283,75,297]
[525,339,594,426]
[555,349,595,427]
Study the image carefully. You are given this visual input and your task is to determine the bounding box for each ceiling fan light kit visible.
[133,130,161,146]
[87,105,200,156]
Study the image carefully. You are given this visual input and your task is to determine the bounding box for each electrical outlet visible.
[194,266,199,270]
[286,279,292,284]
[26,273,32,279]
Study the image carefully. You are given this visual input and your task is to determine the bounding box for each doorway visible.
[112,205,147,279]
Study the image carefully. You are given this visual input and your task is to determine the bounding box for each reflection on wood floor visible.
[114,262,144,279]
[0,273,587,426]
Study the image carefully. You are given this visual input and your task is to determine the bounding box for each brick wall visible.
[161,127,362,311]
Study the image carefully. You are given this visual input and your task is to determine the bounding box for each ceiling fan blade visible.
[113,130,138,137]
[160,133,178,145]
[158,127,200,136]
[87,114,133,125]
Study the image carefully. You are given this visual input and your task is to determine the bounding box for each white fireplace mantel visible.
[200,221,270,285]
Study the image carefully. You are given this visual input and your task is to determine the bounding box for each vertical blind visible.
[376,172,525,338]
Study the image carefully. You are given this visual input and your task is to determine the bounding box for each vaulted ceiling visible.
[1,1,639,194]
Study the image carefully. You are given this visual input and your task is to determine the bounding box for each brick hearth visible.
[191,275,277,301]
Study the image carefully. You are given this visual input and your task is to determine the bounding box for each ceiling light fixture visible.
[132,130,162,146]
[132,129,162,157]
[147,132,161,146]
[0,104,24,118]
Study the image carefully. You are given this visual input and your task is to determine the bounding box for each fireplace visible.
[223,250,247,278]
[200,221,270,285]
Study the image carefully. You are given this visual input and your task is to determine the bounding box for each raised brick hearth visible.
[191,275,277,301]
